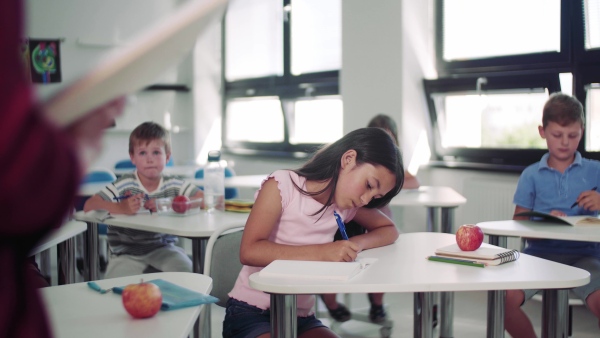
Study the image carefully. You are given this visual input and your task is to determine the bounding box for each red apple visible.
[172,195,190,214]
[122,279,162,319]
[455,224,484,251]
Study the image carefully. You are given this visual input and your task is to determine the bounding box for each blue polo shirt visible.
[513,152,600,258]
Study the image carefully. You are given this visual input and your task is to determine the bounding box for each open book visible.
[259,258,377,282]
[515,211,600,227]
[434,244,520,266]
[44,0,228,126]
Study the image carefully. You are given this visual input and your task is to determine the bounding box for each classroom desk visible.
[41,272,212,338]
[31,220,87,285]
[193,174,266,189]
[389,186,467,336]
[249,232,590,338]
[74,210,249,280]
[477,219,600,337]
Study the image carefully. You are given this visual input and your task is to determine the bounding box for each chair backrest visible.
[83,168,117,183]
[114,159,136,169]
[203,223,245,307]
[195,167,239,200]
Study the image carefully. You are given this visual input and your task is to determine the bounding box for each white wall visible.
[27,0,523,230]
[25,0,220,168]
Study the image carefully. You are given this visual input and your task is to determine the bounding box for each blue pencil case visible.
[112,278,219,311]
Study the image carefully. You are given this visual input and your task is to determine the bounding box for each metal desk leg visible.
[57,236,76,284]
[192,238,208,338]
[39,250,52,284]
[440,207,456,338]
[542,289,569,338]
[85,222,99,281]
[488,235,508,249]
[487,290,505,338]
[426,207,437,233]
[271,294,297,338]
[414,292,434,338]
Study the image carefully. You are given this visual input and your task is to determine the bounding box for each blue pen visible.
[333,211,349,240]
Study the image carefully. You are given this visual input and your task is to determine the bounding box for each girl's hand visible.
[144,198,157,212]
[575,190,600,211]
[549,209,566,217]
[323,240,360,262]
[119,193,144,215]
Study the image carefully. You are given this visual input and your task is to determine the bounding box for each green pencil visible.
[427,255,485,268]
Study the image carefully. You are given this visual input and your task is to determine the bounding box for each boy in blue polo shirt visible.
[506,93,600,337]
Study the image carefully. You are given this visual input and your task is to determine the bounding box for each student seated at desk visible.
[506,93,600,338]
[84,122,203,278]
[224,128,404,338]
[321,114,419,323]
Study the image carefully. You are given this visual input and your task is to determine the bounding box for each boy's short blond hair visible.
[542,92,584,128]
[129,122,171,154]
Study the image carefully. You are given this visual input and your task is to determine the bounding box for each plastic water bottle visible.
[204,150,225,212]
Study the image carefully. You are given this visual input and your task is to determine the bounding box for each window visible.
[428,0,600,169]
[222,0,342,155]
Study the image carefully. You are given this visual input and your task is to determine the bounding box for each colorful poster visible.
[29,39,62,83]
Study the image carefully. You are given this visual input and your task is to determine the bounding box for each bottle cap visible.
[207,150,221,162]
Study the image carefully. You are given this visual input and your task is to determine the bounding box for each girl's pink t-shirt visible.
[228,170,358,316]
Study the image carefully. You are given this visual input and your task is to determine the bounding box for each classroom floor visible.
[208,291,598,338]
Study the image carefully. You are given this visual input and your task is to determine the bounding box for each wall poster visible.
[29,39,62,84]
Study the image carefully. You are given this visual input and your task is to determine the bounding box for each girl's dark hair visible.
[292,127,405,215]
[367,114,399,145]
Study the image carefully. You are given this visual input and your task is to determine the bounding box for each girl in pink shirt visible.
[224,127,405,338]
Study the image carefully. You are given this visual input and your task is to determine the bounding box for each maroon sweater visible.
[0,1,81,337]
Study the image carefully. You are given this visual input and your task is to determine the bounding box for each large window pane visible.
[584,0,600,50]
[226,97,284,142]
[225,0,283,81]
[432,90,548,149]
[586,85,600,150]
[290,97,343,144]
[290,0,341,75]
[443,0,561,61]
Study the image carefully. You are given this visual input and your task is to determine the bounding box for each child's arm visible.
[239,178,360,267]
[513,205,531,220]
[347,207,399,251]
[83,193,144,215]
[573,188,600,211]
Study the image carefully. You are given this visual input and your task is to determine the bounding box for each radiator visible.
[459,178,521,250]
[461,178,516,224]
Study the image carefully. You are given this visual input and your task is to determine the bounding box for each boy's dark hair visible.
[129,122,171,154]
[367,114,399,145]
[542,92,584,128]
[293,127,405,215]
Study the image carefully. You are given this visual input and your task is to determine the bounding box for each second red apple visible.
[455,224,484,251]
[172,195,190,214]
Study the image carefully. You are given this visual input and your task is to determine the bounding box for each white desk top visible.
[477,219,600,243]
[41,272,212,338]
[30,221,87,256]
[390,186,467,208]
[193,174,266,189]
[249,232,589,294]
[75,210,249,238]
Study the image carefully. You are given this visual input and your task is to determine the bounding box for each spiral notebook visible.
[434,244,520,266]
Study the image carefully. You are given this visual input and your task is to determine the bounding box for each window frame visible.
[221,0,340,156]
[428,0,600,170]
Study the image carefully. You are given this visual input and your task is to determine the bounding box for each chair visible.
[201,223,245,337]
[195,167,239,200]
[77,168,117,272]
